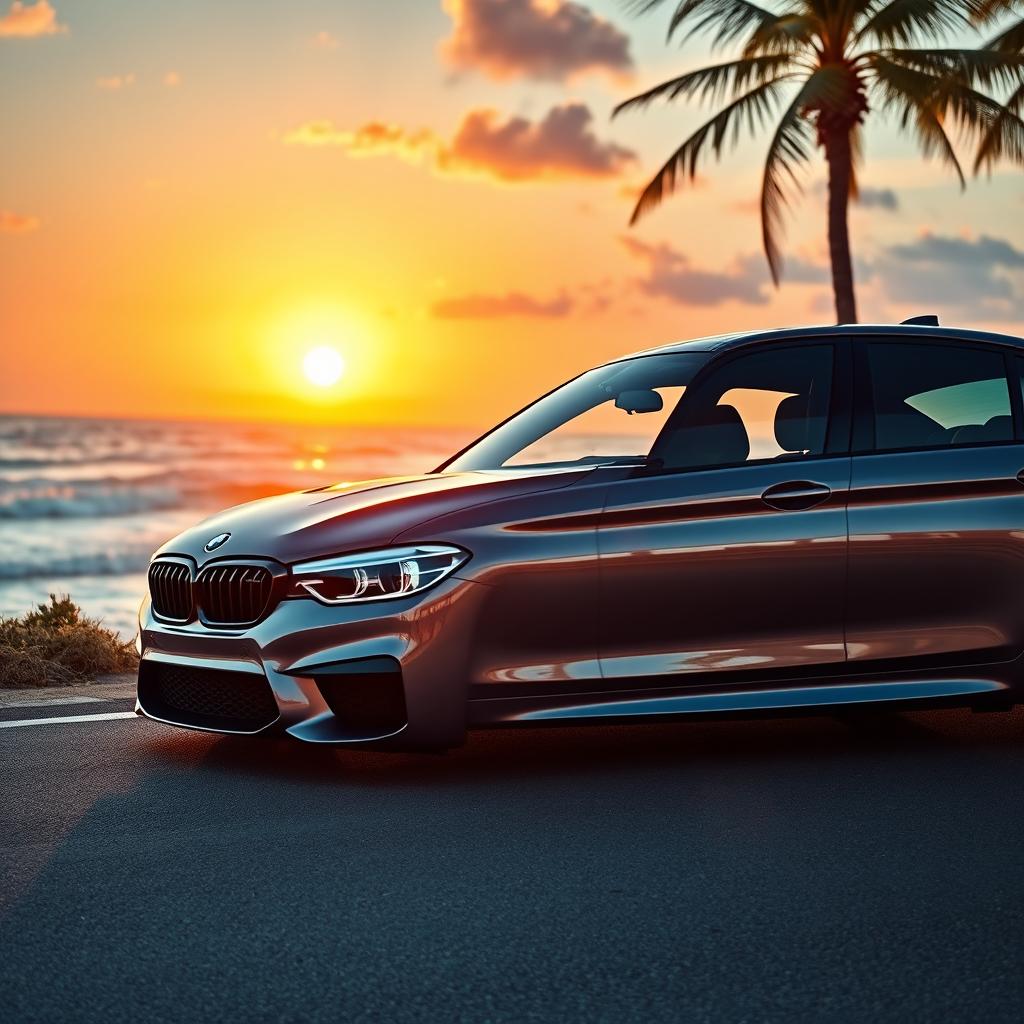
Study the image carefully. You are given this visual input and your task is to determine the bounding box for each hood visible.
[155,469,588,567]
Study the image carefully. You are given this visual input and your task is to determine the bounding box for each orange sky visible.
[2,0,1022,428]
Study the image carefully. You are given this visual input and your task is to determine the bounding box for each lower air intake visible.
[313,657,408,737]
[138,661,279,733]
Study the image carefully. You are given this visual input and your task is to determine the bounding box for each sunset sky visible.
[2,0,1022,428]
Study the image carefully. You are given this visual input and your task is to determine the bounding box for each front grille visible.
[148,559,277,627]
[138,661,279,732]
[148,561,193,621]
[196,564,273,625]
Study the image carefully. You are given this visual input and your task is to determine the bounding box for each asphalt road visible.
[2,699,1023,1023]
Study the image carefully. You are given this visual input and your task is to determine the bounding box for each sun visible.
[270,305,377,405]
[302,345,346,388]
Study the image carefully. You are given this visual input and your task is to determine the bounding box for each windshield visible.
[443,352,709,472]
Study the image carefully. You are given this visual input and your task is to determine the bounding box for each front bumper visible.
[136,575,483,749]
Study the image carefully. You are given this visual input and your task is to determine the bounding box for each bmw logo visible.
[204,532,231,552]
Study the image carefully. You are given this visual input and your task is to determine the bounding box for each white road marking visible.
[0,712,138,730]
[0,695,105,709]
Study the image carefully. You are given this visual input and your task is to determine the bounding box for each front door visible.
[598,341,851,684]
[847,337,1024,667]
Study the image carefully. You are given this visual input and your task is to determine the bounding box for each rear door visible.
[847,336,1024,667]
[597,340,852,684]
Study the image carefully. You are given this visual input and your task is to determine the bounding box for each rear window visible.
[867,342,1013,452]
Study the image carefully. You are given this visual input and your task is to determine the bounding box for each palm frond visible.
[867,54,972,183]
[1008,77,1024,111]
[971,0,1024,24]
[975,83,1024,169]
[929,73,1019,138]
[761,66,849,283]
[621,0,675,12]
[630,75,797,225]
[854,0,988,47]
[743,13,821,55]
[613,55,795,118]
[645,0,785,48]
[880,47,1024,90]
[986,18,1024,54]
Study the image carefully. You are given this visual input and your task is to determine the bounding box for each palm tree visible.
[974,1,1024,169]
[616,0,1024,323]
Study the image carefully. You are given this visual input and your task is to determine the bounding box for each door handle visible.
[761,480,831,511]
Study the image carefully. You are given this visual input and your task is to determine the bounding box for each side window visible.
[867,342,1012,452]
[653,345,834,470]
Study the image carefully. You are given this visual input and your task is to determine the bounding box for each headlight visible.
[289,544,468,605]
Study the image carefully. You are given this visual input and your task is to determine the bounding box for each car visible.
[137,318,1024,750]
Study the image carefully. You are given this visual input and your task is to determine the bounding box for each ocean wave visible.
[0,462,179,486]
[0,546,157,581]
[0,417,464,526]
[0,478,185,519]
[0,455,130,470]
[0,473,319,519]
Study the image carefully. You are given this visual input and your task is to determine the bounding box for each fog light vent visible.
[309,657,407,735]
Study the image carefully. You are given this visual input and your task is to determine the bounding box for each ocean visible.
[0,415,470,638]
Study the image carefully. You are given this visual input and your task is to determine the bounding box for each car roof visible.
[617,323,1024,361]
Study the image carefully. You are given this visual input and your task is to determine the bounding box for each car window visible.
[652,345,834,470]
[503,385,688,469]
[867,342,1012,452]
[442,352,709,472]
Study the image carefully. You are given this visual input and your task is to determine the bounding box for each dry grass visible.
[0,595,138,689]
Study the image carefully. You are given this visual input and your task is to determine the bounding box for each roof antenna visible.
[901,314,940,327]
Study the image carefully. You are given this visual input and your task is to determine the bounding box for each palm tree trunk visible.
[823,129,858,325]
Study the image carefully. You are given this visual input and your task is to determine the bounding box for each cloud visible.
[876,232,1024,316]
[0,209,39,234]
[623,238,767,306]
[810,181,900,211]
[441,104,635,181]
[623,238,828,307]
[887,232,1024,269]
[441,0,632,82]
[96,73,135,90]
[283,120,439,163]
[432,289,573,319]
[310,30,339,50]
[734,184,900,218]
[284,103,635,183]
[737,251,830,286]
[0,1,65,38]
[283,120,353,147]
[163,70,181,87]
[619,230,1023,322]
[857,186,899,211]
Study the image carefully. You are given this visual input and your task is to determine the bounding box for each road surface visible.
[2,696,1023,1022]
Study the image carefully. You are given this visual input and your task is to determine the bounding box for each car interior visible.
[868,344,1014,451]
[653,346,1016,467]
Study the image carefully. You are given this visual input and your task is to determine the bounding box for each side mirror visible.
[615,389,663,415]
